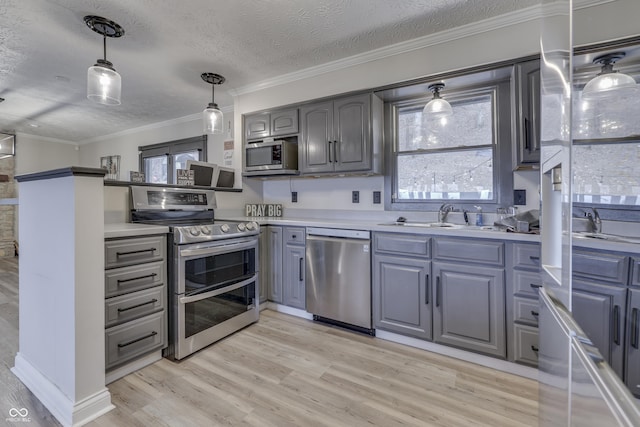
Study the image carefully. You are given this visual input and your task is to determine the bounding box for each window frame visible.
[384,79,514,212]
[139,136,207,185]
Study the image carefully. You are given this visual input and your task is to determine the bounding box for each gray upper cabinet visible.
[300,93,382,175]
[432,254,506,358]
[625,289,640,398]
[572,279,626,378]
[513,59,540,169]
[245,109,299,141]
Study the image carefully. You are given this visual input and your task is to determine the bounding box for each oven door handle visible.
[179,276,255,304]
[179,239,256,259]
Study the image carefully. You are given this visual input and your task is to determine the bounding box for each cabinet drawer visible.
[514,324,539,367]
[105,311,166,370]
[514,296,539,326]
[573,250,628,284]
[512,243,541,270]
[105,235,165,269]
[374,233,430,258]
[433,238,503,266]
[513,269,542,298]
[105,261,165,298]
[284,227,306,245]
[105,285,165,328]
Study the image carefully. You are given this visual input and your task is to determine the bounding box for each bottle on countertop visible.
[474,205,483,226]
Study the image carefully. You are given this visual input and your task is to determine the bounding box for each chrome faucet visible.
[438,203,455,223]
[585,207,602,233]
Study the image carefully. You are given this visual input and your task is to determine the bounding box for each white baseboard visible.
[265,302,314,320]
[105,350,162,385]
[12,353,115,426]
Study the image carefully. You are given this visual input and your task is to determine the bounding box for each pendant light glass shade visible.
[0,133,15,160]
[423,83,453,117]
[203,104,224,134]
[87,60,121,105]
[201,73,226,134]
[582,52,638,100]
[84,16,125,106]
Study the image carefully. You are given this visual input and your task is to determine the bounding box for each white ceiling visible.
[0,0,539,143]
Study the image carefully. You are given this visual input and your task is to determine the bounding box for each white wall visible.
[15,133,80,175]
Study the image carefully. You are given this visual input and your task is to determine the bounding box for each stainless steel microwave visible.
[245,140,298,171]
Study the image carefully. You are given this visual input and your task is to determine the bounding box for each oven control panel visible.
[174,221,259,244]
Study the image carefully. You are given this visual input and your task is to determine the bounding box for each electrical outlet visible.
[514,189,526,205]
[291,191,298,203]
[352,190,359,203]
[373,191,381,204]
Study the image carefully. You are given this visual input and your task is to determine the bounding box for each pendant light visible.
[202,73,225,134]
[582,52,638,100]
[84,16,125,105]
[423,83,453,117]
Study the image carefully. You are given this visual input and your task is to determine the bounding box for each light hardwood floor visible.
[1,257,539,426]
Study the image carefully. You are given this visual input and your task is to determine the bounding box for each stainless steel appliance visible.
[245,139,298,172]
[305,227,373,334]
[130,186,259,360]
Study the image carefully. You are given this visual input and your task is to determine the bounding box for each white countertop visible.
[104,223,169,239]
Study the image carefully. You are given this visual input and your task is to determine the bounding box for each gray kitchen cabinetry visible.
[245,108,299,141]
[372,233,432,340]
[625,289,640,397]
[283,227,306,309]
[513,59,540,169]
[506,242,541,367]
[299,93,382,175]
[104,234,167,373]
[258,227,268,304]
[432,238,506,358]
[266,226,284,303]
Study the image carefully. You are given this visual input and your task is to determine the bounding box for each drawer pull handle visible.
[632,308,639,349]
[117,299,158,313]
[117,331,158,348]
[328,141,332,163]
[531,310,539,317]
[529,255,540,262]
[117,273,157,284]
[531,345,539,353]
[613,305,620,346]
[299,257,304,282]
[116,248,157,257]
[530,283,542,289]
[292,235,297,239]
[436,276,441,308]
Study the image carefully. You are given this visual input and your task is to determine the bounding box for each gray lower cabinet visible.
[266,226,283,303]
[372,233,432,339]
[432,261,506,358]
[104,234,167,374]
[259,227,268,304]
[625,289,640,397]
[572,279,626,379]
[283,243,305,309]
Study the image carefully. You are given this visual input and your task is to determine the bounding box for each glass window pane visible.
[573,143,640,206]
[173,150,200,182]
[144,156,168,184]
[398,94,493,151]
[397,149,494,200]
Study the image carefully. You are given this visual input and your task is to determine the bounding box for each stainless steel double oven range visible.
[131,186,259,360]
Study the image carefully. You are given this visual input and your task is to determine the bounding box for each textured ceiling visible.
[0,0,539,143]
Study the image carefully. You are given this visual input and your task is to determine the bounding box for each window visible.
[387,81,513,210]
[139,136,207,184]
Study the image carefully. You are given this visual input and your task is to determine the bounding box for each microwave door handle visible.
[179,276,256,304]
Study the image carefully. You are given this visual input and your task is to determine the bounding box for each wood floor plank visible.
[0,256,539,426]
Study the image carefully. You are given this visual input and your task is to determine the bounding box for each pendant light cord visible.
[103,35,107,61]
[211,82,215,104]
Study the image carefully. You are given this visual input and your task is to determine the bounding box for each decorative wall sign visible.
[129,171,145,183]
[245,204,283,217]
[176,169,194,186]
[100,155,120,180]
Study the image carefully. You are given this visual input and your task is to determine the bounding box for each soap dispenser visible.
[474,205,483,226]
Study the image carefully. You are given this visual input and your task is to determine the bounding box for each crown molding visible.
[80,105,234,145]
[228,0,615,97]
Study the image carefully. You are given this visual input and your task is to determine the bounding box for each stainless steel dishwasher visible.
[305,227,373,334]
